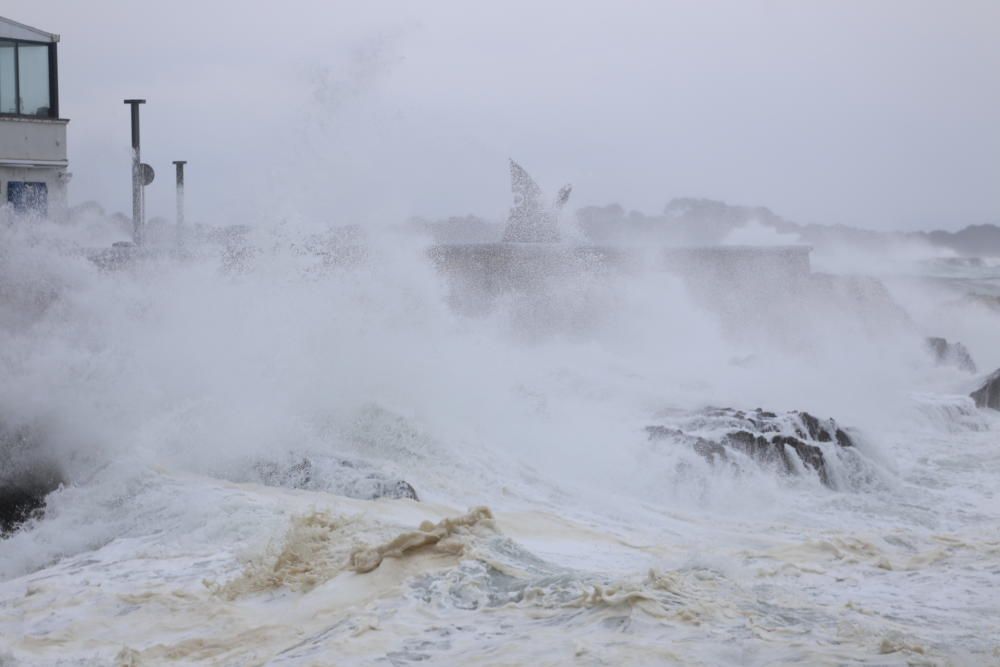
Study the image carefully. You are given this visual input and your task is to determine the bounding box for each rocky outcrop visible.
[926,337,977,373]
[971,369,1000,411]
[0,467,61,535]
[646,408,856,487]
[249,455,418,501]
[0,426,63,535]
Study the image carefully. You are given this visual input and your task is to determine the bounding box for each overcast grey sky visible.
[6,1,1000,230]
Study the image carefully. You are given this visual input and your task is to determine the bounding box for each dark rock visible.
[789,410,854,448]
[926,337,977,373]
[724,430,785,466]
[645,426,728,464]
[646,408,856,487]
[798,412,826,441]
[971,369,1000,411]
[718,430,829,485]
[364,478,419,501]
[0,470,61,535]
[0,459,63,535]
[1,426,63,536]
[690,438,728,464]
[771,436,828,484]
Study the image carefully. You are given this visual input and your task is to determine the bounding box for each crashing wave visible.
[925,337,977,374]
[911,393,993,432]
[243,454,418,502]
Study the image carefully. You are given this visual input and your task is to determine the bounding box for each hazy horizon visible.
[5,1,999,232]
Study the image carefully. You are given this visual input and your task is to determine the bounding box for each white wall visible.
[0,117,68,163]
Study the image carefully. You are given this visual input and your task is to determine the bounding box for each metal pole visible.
[124,99,146,246]
[173,160,186,250]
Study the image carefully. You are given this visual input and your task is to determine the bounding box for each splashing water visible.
[1,217,999,665]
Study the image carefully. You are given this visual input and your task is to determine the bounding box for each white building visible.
[0,16,68,220]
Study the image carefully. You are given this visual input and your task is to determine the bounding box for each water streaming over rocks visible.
[1,218,1000,665]
[645,408,862,488]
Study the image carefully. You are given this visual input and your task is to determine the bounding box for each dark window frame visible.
[0,37,58,119]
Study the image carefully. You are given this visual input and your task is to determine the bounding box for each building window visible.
[0,42,15,114]
[0,39,56,118]
[7,181,48,216]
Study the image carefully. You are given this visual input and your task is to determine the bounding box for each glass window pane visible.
[0,42,15,114]
[17,44,51,117]
[7,181,48,216]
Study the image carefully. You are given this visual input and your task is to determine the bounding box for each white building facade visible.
[0,16,68,220]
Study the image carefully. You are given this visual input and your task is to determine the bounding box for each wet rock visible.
[365,478,420,501]
[925,337,977,373]
[971,369,1000,411]
[249,455,418,501]
[0,467,62,535]
[646,408,856,487]
[1,426,63,535]
[797,411,854,448]
[645,426,729,464]
[722,430,829,485]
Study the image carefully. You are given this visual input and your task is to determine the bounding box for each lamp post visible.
[173,160,186,250]
[123,99,146,246]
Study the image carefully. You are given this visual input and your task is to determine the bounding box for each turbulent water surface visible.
[1,223,999,666]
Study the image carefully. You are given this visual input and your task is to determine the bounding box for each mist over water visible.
[0,215,927,487]
[2,197,999,664]
[1,2,999,661]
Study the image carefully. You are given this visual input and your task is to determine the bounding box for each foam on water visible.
[2,219,1000,664]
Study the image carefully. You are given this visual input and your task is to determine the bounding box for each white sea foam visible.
[1,219,999,664]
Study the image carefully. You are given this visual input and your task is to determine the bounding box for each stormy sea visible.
[2,195,1000,665]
